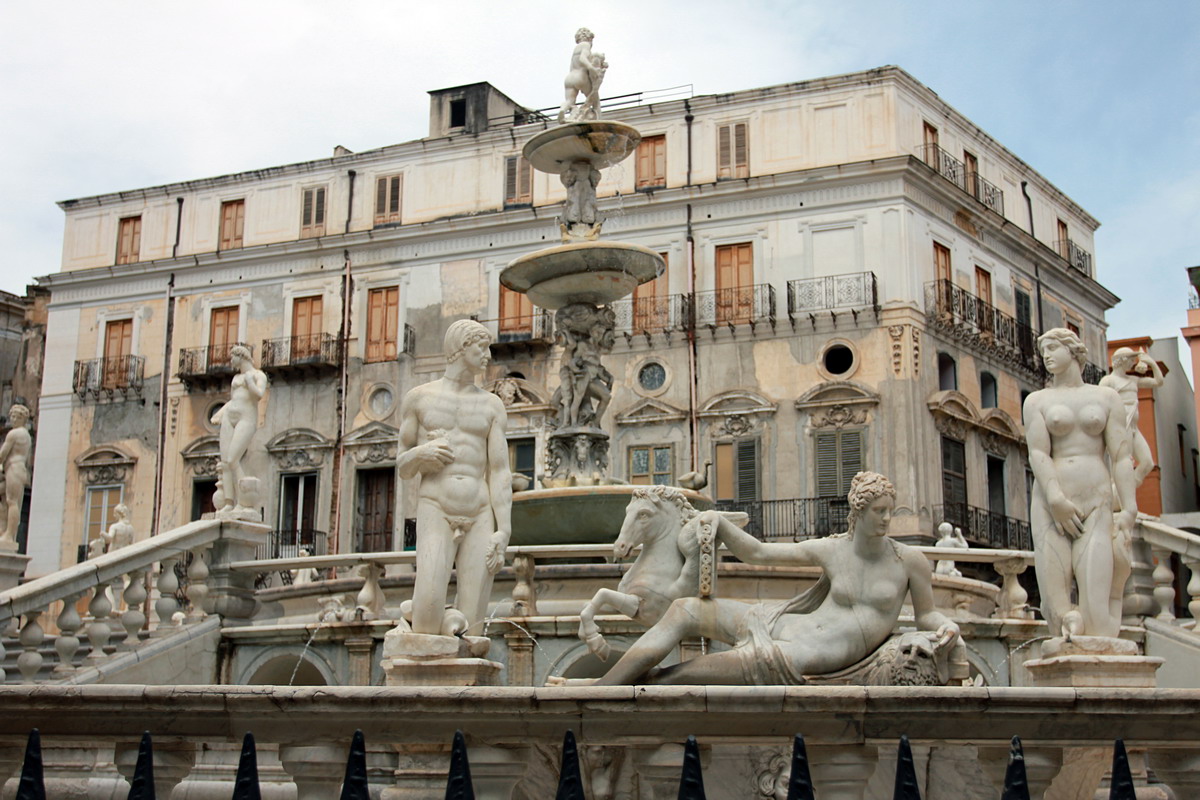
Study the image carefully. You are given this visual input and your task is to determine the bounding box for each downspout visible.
[684,101,694,187]
[684,102,700,472]
[344,170,356,234]
[171,197,184,258]
[1022,182,1045,332]
[329,248,353,554]
[151,272,176,536]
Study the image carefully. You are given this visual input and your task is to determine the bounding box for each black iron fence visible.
[787,271,878,318]
[920,143,1005,216]
[261,333,339,370]
[925,280,1041,375]
[1054,238,1094,277]
[715,497,851,540]
[483,308,555,344]
[937,503,1032,550]
[72,355,145,399]
[178,343,250,381]
[692,283,776,330]
[257,528,327,560]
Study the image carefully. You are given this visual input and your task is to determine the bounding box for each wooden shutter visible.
[733,123,748,178]
[636,135,666,188]
[633,253,668,332]
[816,430,862,499]
[923,122,939,162]
[941,436,967,520]
[292,296,323,358]
[934,243,952,284]
[301,187,326,237]
[375,175,401,224]
[499,285,532,333]
[975,267,992,306]
[718,125,732,179]
[735,439,758,501]
[116,216,142,265]
[220,200,245,250]
[716,243,753,324]
[505,157,532,205]
[104,319,133,359]
[209,306,239,365]
[366,287,399,362]
[356,468,395,553]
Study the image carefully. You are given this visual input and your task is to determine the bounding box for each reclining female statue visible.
[595,471,959,685]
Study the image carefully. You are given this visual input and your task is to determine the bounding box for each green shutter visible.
[736,439,759,501]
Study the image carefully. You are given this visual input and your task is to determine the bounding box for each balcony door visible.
[941,436,968,530]
[716,243,753,324]
[292,296,323,360]
[209,306,239,368]
[103,318,133,389]
[499,284,533,339]
[277,472,318,556]
[355,468,395,553]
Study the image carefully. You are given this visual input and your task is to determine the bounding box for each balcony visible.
[787,271,878,327]
[254,528,328,588]
[937,503,1032,550]
[480,309,555,357]
[1054,238,1094,278]
[177,343,250,390]
[1082,361,1107,385]
[925,280,1040,376]
[609,293,689,342]
[715,497,851,540]
[692,283,776,333]
[919,144,1005,216]
[260,333,339,377]
[72,355,145,400]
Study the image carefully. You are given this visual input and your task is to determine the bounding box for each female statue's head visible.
[114,503,129,521]
[1037,328,1087,374]
[846,471,896,536]
[229,344,252,368]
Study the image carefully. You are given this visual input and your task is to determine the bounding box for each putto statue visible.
[557,27,607,124]
[211,345,267,519]
[1100,347,1165,487]
[0,404,32,548]
[396,319,512,635]
[1024,328,1135,639]
[595,471,960,685]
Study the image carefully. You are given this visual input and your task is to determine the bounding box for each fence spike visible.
[555,730,585,800]
[786,734,815,800]
[128,731,157,800]
[677,735,706,800]
[892,735,921,800]
[1108,740,1136,800]
[339,729,370,800]
[230,732,262,800]
[15,729,46,800]
[445,730,475,800]
[1000,735,1030,800]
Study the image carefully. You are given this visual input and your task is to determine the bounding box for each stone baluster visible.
[87,579,114,661]
[805,745,878,800]
[1151,546,1177,621]
[156,556,181,629]
[121,570,148,648]
[17,608,45,683]
[993,557,1030,619]
[53,594,85,673]
[1148,749,1200,798]
[356,562,385,621]
[511,553,538,616]
[114,738,196,799]
[186,546,210,619]
[108,574,128,647]
[1122,533,1157,621]
[1185,557,1200,626]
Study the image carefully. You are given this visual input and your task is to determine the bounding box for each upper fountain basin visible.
[502,241,665,309]
[523,121,641,174]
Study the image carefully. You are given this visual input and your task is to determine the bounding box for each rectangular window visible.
[975,267,992,306]
[103,318,134,389]
[922,122,939,163]
[1015,288,1034,360]
[632,253,669,333]
[292,295,324,359]
[374,174,402,225]
[715,242,754,324]
[815,429,863,499]
[116,215,142,265]
[208,306,239,367]
[963,150,979,195]
[1066,318,1081,337]
[355,467,395,553]
[1180,425,1188,477]
[630,445,673,486]
[717,123,749,180]
[191,479,217,522]
[300,186,326,238]
[277,472,318,557]
[636,134,667,189]
[1056,218,1070,258]
[987,456,1006,515]
[941,436,968,528]
[509,438,536,484]
[499,283,533,336]
[714,439,759,502]
[934,242,952,284]
[504,156,533,206]
[219,199,245,250]
[449,98,467,128]
[85,485,124,550]
[366,286,400,362]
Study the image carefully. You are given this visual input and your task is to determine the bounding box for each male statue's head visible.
[575,27,594,43]
[444,319,492,374]
[1111,347,1137,373]
[8,404,29,427]
[114,503,129,522]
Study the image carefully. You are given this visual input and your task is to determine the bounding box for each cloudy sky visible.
[2,1,1196,362]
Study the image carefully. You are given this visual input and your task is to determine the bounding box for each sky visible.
[1,1,1197,367]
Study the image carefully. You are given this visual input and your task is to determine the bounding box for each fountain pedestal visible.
[380,629,501,687]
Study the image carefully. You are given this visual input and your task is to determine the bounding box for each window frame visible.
[716,122,749,180]
[635,134,667,190]
[219,199,246,251]
[374,174,402,225]
[115,215,142,266]
[814,428,864,500]
[504,155,533,207]
[85,484,124,550]
[365,285,400,363]
[300,185,327,239]
[629,444,674,486]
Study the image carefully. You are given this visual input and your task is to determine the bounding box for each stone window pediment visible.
[795,381,880,430]
[615,397,688,426]
[343,421,399,465]
[699,390,776,438]
[266,428,334,470]
[180,435,221,477]
[76,446,136,484]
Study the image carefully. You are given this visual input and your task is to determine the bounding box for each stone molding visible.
[343,422,399,465]
[75,446,137,485]
[180,435,221,477]
[795,381,880,431]
[614,397,688,426]
[926,391,1024,451]
[266,428,334,470]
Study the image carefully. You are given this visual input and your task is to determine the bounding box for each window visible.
[1066,319,1081,337]
[922,122,939,163]
[300,187,326,238]
[277,472,318,556]
[934,242,952,284]
[103,318,134,390]
[499,283,533,337]
[717,123,748,180]
[630,445,673,486]
[632,253,669,332]
[355,467,395,553]
[366,287,400,362]
[1056,218,1070,258]
[219,200,245,250]
[85,485,123,551]
[116,216,142,265]
[987,456,1006,515]
[504,156,533,206]
[815,429,862,499]
[292,295,323,359]
[715,242,754,324]
[1015,288,1034,359]
[941,436,967,525]
[209,306,239,367]
[636,134,667,189]
[375,174,402,225]
[980,371,998,409]
[938,352,957,391]
[963,150,979,196]
[714,439,758,501]
[191,479,217,522]
[449,98,467,128]
[509,438,536,484]
[975,267,992,306]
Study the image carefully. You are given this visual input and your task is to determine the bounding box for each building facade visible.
[27,66,1117,576]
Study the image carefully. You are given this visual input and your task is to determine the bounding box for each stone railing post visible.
[511,553,538,616]
[1122,530,1156,621]
[53,593,85,674]
[121,569,148,648]
[114,738,196,799]
[1185,556,1200,625]
[17,608,45,683]
[206,520,270,623]
[993,557,1031,619]
[1148,749,1200,798]
[155,556,181,629]
[186,546,210,619]
[345,635,375,686]
[1150,546,1177,621]
[356,562,385,620]
[504,628,535,686]
[86,579,114,661]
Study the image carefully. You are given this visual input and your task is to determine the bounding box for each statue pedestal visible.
[1024,635,1163,688]
[380,629,501,687]
[0,545,29,592]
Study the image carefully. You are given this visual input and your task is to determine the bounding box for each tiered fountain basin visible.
[521,120,641,173]
[502,241,664,309]
[510,485,713,546]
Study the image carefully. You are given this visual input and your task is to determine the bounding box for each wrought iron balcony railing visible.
[260,333,339,373]
[787,272,878,321]
[610,293,690,339]
[481,308,555,345]
[254,528,329,588]
[1082,361,1106,385]
[692,283,776,331]
[1054,238,1093,278]
[919,144,1005,216]
[714,497,851,541]
[937,503,1032,550]
[925,280,1040,375]
[72,355,146,399]
[402,323,416,356]
[177,343,251,387]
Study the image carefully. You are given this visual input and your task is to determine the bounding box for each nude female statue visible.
[211,345,268,514]
[1024,328,1135,639]
[0,404,32,546]
[1100,347,1164,487]
[595,471,959,685]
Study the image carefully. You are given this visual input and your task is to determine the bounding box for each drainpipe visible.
[684,101,694,188]
[344,170,356,234]
[171,198,184,259]
[151,273,176,536]
[329,249,353,554]
[686,204,700,472]
[1023,182,1045,332]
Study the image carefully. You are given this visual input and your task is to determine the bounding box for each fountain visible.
[501,29,710,545]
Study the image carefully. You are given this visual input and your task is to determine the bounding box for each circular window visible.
[638,362,666,392]
[822,344,855,376]
[205,402,225,432]
[365,384,395,420]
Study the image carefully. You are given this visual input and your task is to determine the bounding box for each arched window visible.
[938,353,958,392]
[980,371,998,409]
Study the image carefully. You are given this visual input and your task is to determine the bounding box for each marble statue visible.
[557,28,607,123]
[560,161,603,241]
[290,548,321,585]
[106,504,135,551]
[211,346,267,517]
[396,319,512,635]
[933,522,968,578]
[0,404,32,547]
[1023,328,1135,639]
[1100,347,1164,487]
[595,471,960,685]
[550,303,614,429]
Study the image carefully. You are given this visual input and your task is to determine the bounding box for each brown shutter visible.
[383,286,399,359]
[209,306,239,364]
[117,216,142,265]
[518,158,532,203]
[366,287,400,362]
[735,438,758,501]
[717,125,731,179]
[220,200,245,250]
[376,177,387,219]
[505,157,517,204]
[734,123,748,177]
[314,187,326,226]
[714,442,734,501]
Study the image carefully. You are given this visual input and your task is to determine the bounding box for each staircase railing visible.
[1129,517,1200,624]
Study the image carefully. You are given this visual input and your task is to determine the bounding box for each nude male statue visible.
[558,27,606,123]
[397,319,512,636]
[1100,347,1164,487]
[0,404,32,546]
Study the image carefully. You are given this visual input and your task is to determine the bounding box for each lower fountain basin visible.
[502,241,664,309]
[522,121,641,174]
[510,485,713,546]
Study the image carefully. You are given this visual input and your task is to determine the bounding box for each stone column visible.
[0,548,29,592]
[206,520,270,622]
[1148,749,1200,799]
[504,629,535,686]
[344,635,376,686]
[279,743,347,800]
[977,742,1062,799]
[806,745,878,800]
[113,738,196,800]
